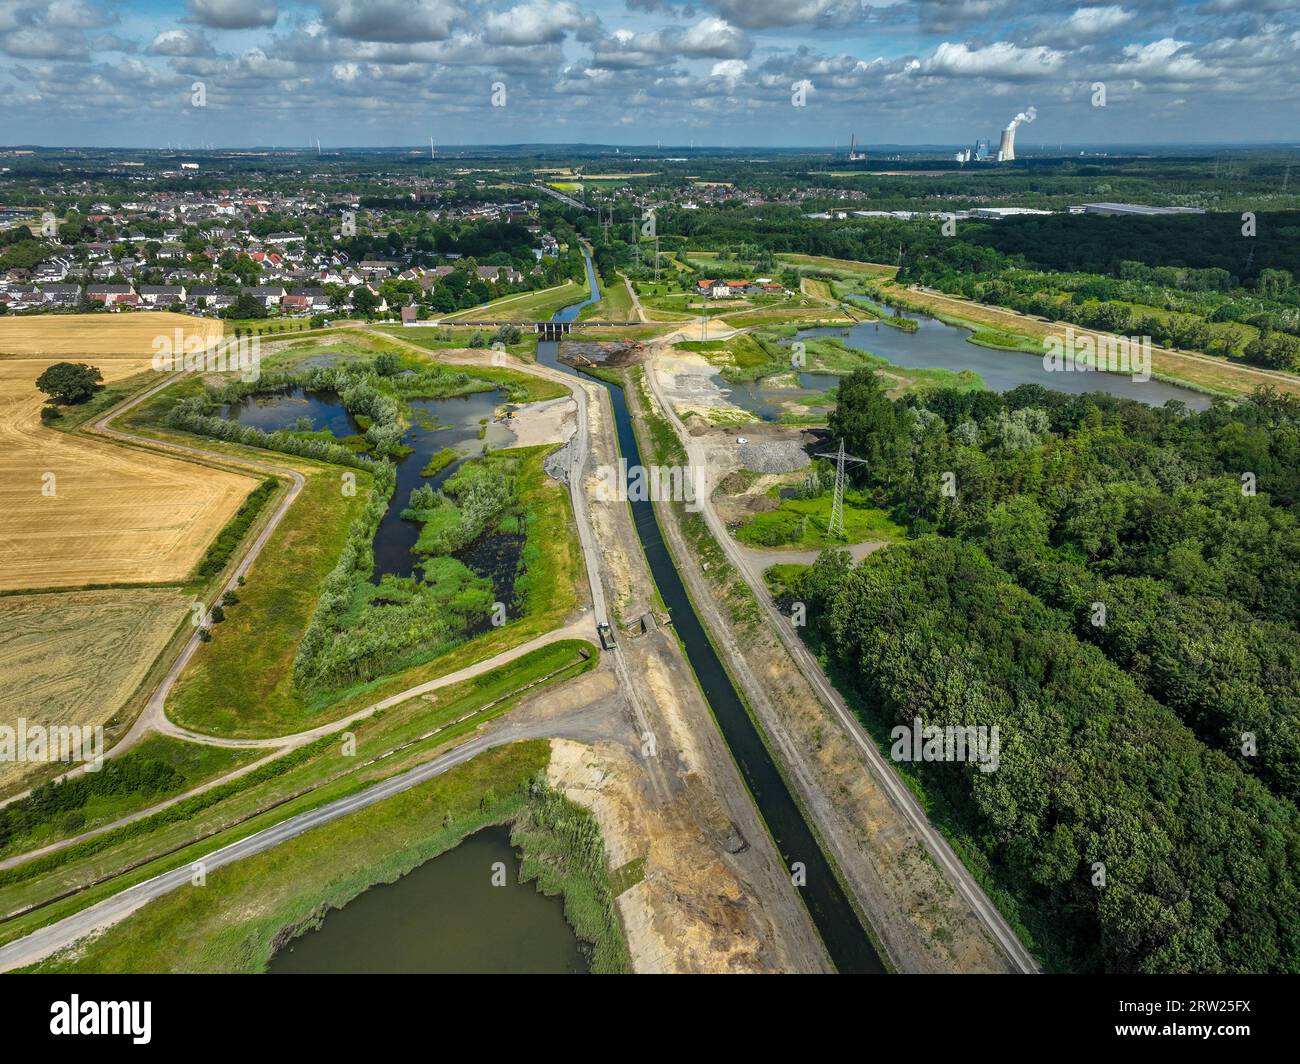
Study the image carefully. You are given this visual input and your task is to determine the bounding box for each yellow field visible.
[0,314,257,590]
[0,587,188,791]
[0,312,222,357]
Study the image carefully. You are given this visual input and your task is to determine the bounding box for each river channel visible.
[544,247,887,973]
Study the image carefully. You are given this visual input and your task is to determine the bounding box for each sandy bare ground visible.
[651,347,751,423]
[504,395,576,447]
[0,356,255,590]
[639,347,1029,973]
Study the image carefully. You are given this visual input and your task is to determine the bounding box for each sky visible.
[0,0,1297,149]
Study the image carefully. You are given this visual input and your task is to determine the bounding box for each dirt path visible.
[4,334,836,975]
[643,346,1037,974]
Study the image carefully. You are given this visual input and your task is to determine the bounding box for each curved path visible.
[86,372,308,756]
[1,333,613,855]
[644,348,1040,975]
[0,618,591,872]
[0,696,613,972]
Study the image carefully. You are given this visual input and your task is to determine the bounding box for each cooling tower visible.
[999,126,1016,162]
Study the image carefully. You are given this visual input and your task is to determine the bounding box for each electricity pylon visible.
[815,439,867,539]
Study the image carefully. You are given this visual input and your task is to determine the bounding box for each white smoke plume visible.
[1006,106,1037,131]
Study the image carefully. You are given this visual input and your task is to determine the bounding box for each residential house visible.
[87,284,138,307]
[241,285,286,308]
[138,284,187,306]
[41,283,83,307]
[475,265,522,284]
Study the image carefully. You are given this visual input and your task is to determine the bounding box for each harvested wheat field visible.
[0,315,256,591]
[0,587,189,791]
[0,312,222,357]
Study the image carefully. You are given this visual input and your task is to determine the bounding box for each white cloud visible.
[1063,5,1134,36]
[705,0,862,30]
[922,40,1066,78]
[483,2,598,47]
[185,0,279,30]
[1,26,89,60]
[44,1,117,30]
[150,28,215,58]
[320,0,462,43]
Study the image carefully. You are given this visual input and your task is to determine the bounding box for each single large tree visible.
[36,362,102,405]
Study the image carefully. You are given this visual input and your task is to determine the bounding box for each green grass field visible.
[736,491,905,549]
[579,275,635,321]
[167,469,373,737]
[440,282,585,322]
[166,441,580,738]
[0,736,260,860]
[0,640,597,945]
[27,738,627,974]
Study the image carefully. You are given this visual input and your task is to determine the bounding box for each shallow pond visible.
[223,385,520,594]
[799,304,1213,411]
[267,825,588,974]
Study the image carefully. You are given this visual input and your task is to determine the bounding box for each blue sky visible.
[0,0,1297,148]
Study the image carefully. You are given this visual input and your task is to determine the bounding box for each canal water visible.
[540,247,886,973]
[267,825,588,974]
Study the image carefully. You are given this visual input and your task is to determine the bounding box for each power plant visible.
[956,108,1035,163]
[998,107,1036,162]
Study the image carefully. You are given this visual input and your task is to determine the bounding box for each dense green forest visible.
[785,374,1300,971]
[971,212,1300,281]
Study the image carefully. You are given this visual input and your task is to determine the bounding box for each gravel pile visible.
[738,439,811,473]
[542,437,575,484]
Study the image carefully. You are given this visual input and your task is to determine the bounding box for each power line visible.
[814,439,868,539]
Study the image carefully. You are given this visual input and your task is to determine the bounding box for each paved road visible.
[0,618,592,872]
[644,350,1041,975]
[0,701,610,972]
[372,330,672,804]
